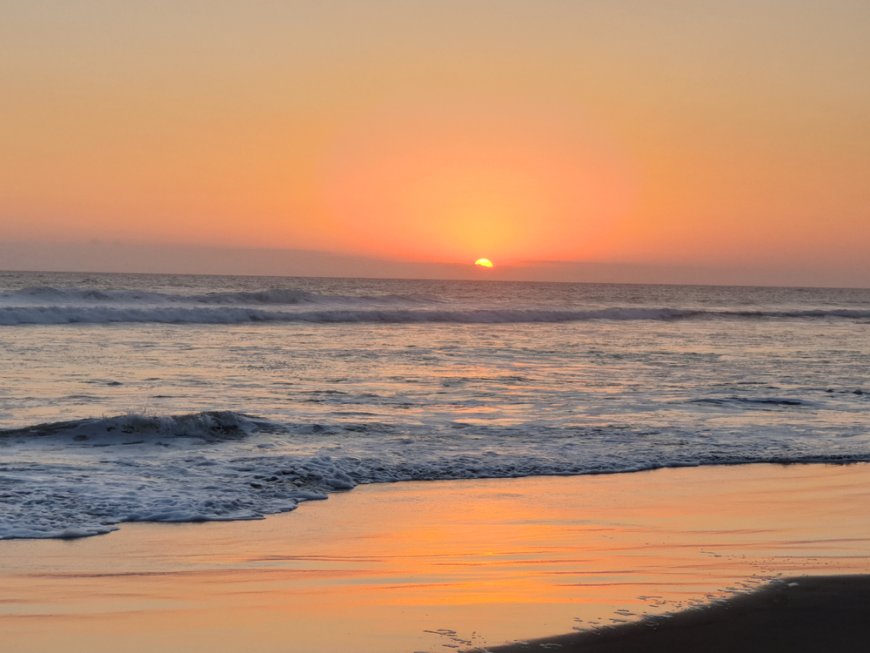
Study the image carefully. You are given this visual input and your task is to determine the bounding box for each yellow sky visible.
[1,1,868,283]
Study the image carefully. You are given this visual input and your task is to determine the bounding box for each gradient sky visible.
[1,1,869,285]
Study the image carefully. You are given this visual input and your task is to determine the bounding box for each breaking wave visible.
[0,286,430,306]
[1,305,869,326]
[2,410,870,539]
[0,411,276,444]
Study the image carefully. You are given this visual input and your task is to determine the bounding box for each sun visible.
[474,258,494,269]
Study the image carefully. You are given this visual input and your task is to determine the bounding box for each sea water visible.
[0,271,867,539]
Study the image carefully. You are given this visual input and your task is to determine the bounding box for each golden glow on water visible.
[2,464,870,652]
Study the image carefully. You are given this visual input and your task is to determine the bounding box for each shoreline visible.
[5,458,870,543]
[2,463,869,652]
[489,575,870,652]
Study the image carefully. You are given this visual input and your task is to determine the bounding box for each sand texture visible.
[491,575,870,652]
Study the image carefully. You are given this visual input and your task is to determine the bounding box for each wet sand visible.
[491,575,870,652]
[1,463,870,652]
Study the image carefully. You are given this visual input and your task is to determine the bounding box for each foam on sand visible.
[2,410,869,540]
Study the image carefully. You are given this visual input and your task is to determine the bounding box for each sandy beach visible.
[2,462,869,652]
[491,575,870,652]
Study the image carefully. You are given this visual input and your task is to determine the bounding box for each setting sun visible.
[2,4,870,653]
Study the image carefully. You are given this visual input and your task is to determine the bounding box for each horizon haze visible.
[0,240,868,289]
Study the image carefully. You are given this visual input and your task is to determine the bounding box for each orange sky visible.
[1,1,868,284]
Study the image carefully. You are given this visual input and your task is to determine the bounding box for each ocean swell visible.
[0,286,430,306]
[0,411,272,444]
[1,305,869,326]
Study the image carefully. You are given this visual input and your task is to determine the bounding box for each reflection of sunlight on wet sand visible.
[2,464,870,653]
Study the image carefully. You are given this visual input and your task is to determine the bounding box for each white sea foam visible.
[1,410,868,540]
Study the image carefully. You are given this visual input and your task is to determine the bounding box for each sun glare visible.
[474,258,494,269]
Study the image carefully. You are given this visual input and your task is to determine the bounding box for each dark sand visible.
[491,575,870,653]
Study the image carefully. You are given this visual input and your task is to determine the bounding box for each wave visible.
[0,286,430,307]
[1,305,869,326]
[2,410,870,539]
[0,411,276,444]
[2,449,869,540]
[690,396,812,407]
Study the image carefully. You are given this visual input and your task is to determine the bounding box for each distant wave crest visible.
[0,305,869,325]
[0,286,430,307]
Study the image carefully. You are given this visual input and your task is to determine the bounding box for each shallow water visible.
[2,465,870,653]
[0,271,868,538]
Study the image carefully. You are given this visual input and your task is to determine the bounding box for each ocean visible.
[0,270,868,539]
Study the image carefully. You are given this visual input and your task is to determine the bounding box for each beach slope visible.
[491,575,870,653]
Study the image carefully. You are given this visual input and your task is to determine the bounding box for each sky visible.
[1,1,869,286]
